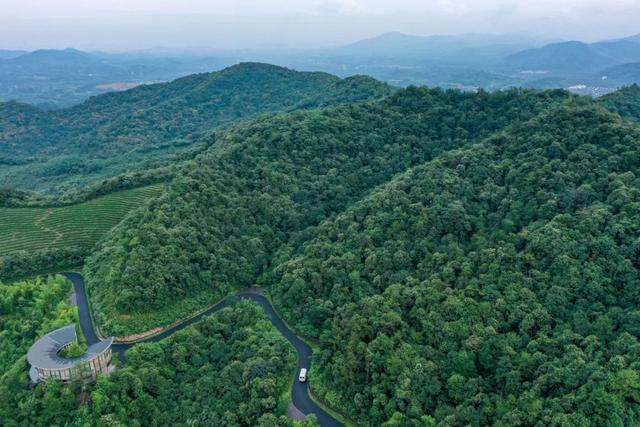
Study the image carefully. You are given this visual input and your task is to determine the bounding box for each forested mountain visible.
[598,84,640,121]
[270,103,640,425]
[0,63,392,192]
[76,84,640,425]
[0,101,47,150]
[2,64,640,425]
[84,87,572,335]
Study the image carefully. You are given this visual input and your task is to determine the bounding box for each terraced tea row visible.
[0,185,164,256]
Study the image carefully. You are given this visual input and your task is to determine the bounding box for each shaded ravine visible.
[64,272,342,427]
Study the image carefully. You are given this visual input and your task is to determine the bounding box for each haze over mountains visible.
[2,32,640,109]
[505,34,640,71]
[0,48,233,108]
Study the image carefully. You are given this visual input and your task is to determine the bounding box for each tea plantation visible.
[0,184,163,256]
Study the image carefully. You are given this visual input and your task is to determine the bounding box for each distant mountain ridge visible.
[2,31,640,109]
[267,31,640,92]
[0,50,28,59]
[332,31,543,62]
[0,48,123,80]
[607,33,640,44]
[11,48,93,62]
[505,38,640,73]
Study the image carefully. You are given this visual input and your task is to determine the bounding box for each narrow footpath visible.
[63,272,342,427]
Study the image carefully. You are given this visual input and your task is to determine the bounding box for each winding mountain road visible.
[63,272,342,427]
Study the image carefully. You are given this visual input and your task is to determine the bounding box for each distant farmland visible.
[0,185,163,256]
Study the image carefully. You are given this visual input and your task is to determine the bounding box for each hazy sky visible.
[2,0,640,51]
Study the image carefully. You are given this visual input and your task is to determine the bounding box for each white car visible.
[299,368,307,382]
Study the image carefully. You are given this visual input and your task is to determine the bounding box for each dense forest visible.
[0,276,77,373]
[0,278,315,427]
[80,83,640,424]
[0,246,88,284]
[0,166,173,208]
[85,87,572,335]
[0,63,392,192]
[270,103,640,425]
[598,84,640,121]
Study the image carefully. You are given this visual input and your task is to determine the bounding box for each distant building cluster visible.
[27,325,113,383]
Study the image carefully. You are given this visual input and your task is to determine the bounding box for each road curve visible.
[63,272,342,427]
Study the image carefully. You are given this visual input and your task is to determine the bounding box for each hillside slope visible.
[269,103,640,425]
[0,63,393,193]
[83,87,571,335]
[598,84,640,121]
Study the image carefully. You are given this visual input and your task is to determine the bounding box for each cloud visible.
[314,0,366,15]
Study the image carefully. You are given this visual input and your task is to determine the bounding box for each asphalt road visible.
[63,273,342,427]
